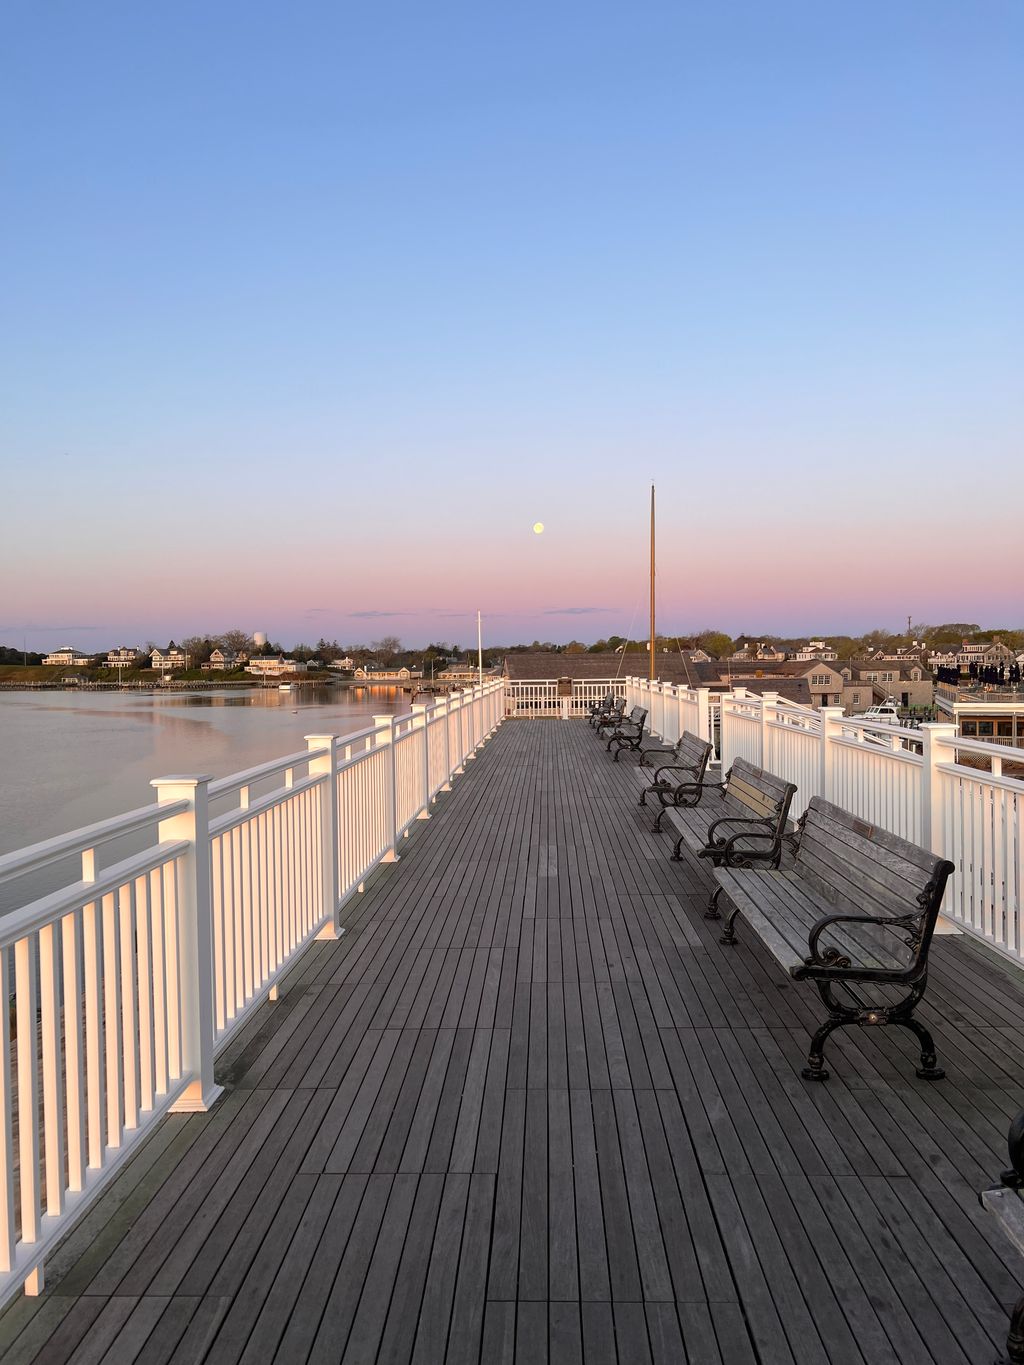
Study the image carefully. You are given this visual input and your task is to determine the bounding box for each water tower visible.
[253,631,268,649]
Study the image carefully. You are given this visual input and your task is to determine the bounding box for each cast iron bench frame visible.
[666,757,797,916]
[586,692,616,724]
[590,696,624,730]
[713,795,955,1083]
[603,705,648,758]
[634,731,715,830]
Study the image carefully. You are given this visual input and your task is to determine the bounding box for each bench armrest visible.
[651,763,701,782]
[806,911,921,970]
[705,814,776,840]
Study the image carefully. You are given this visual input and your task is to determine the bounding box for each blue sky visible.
[2,2,1021,649]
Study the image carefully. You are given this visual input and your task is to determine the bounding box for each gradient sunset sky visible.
[2,2,1021,651]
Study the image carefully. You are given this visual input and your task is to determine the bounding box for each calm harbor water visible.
[0,685,407,914]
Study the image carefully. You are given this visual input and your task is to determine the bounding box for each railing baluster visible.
[15,936,41,1290]
[38,921,65,1218]
[0,949,14,1275]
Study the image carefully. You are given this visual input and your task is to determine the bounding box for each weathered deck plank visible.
[3,718,1024,1363]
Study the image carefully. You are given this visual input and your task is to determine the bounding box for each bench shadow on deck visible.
[3,719,1024,1364]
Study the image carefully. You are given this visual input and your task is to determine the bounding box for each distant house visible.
[150,641,190,673]
[840,660,934,713]
[438,664,481,682]
[203,648,238,671]
[328,656,355,671]
[353,665,422,681]
[106,646,142,668]
[957,640,1016,669]
[869,645,926,664]
[748,660,846,708]
[729,639,787,663]
[43,646,93,667]
[246,656,308,677]
[793,641,838,662]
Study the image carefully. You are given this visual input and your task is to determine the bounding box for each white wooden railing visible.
[502,677,620,717]
[624,676,1024,966]
[0,681,502,1306]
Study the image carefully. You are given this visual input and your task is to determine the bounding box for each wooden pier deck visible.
[3,718,1024,1363]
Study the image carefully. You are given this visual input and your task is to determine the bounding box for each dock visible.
[2,718,1024,1362]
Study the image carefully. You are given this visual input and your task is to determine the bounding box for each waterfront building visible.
[353,664,422,681]
[202,648,240,671]
[42,646,92,667]
[246,655,308,677]
[106,646,142,668]
[935,681,1024,743]
[150,641,190,672]
[328,656,355,670]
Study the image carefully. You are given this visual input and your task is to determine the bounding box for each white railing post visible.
[920,722,961,934]
[759,691,777,770]
[921,722,957,855]
[151,775,223,1114]
[306,734,341,939]
[412,704,432,818]
[373,716,401,861]
[696,688,711,743]
[819,707,845,804]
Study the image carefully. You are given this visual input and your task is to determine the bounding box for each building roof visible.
[843,660,933,681]
[502,652,722,685]
[747,659,844,679]
[738,678,813,706]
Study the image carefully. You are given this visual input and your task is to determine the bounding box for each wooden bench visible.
[632,731,714,830]
[713,796,955,1082]
[981,1113,1024,1364]
[603,705,648,759]
[590,696,624,730]
[666,758,797,916]
[586,692,616,724]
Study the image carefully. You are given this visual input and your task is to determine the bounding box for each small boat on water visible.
[278,683,292,692]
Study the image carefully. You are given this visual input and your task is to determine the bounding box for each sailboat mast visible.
[649,484,656,682]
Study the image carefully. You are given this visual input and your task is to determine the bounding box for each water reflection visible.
[0,685,407,866]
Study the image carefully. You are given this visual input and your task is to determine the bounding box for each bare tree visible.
[220,628,253,655]
[372,635,402,665]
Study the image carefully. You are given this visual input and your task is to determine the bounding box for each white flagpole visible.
[477,610,483,685]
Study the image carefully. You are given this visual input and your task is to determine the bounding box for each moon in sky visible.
[533,522,545,534]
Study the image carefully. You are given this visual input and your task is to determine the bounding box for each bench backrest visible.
[723,757,796,832]
[672,731,713,781]
[795,797,955,963]
[626,706,647,727]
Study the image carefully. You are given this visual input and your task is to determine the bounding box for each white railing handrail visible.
[0,841,190,949]
[0,799,191,888]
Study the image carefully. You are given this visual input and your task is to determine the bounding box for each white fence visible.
[502,677,620,717]
[0,681,502,1306]
[624,676,1024,966]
